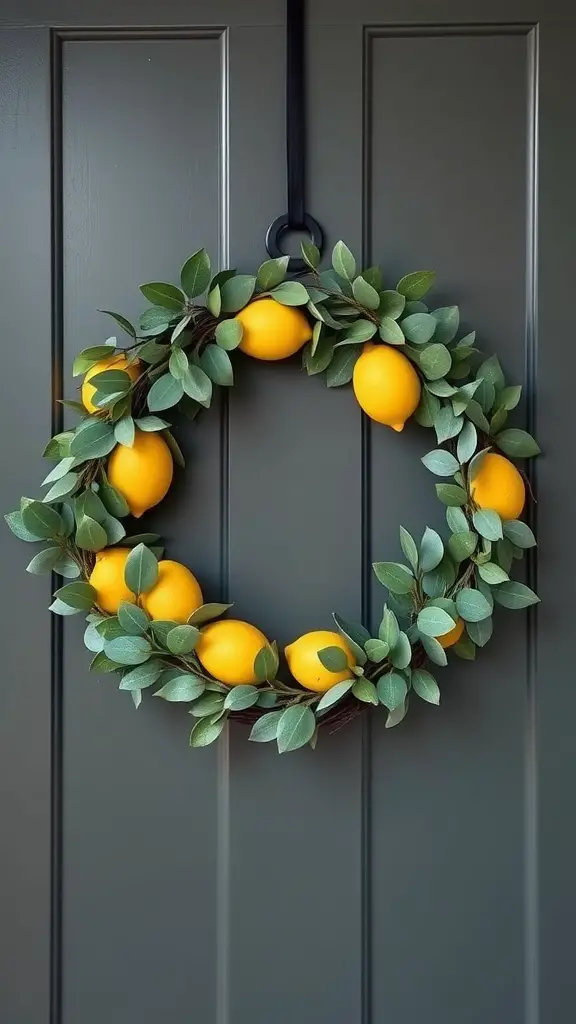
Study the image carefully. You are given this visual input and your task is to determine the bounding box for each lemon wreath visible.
[5,241,540,752]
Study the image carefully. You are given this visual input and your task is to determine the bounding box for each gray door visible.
[1,2,574,1022]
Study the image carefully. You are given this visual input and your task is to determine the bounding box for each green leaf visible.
[254,642,280,682]
[72,345,118,377]
[171,314,193,344]
[42,473,79,504]
[117,602,149,635]
[168,346,189,379]
[332,240,356,281]
[477,561,508,585]
[277,705,316,753]
[98,480,129,519]
[466,617,493,647]
[473,509,503,541]
[149,620,179,648]
[451,381,482,417]
[426,379,457,398]
[26,545,63,574]
[42,456,76,485]
[54,581,95,610]
[364,638,390,662]
[124,543,158,595]
[465,400,490,432]
[300,240,320,269]
[420,633,448,666]
[84,621,105,653]
[379,290,405,320]
[223,685,260,711]
[21,501,62,539]
[352,275,380,310]
[396,270,435,301]
[495,429,540,458]
[182,365,212,405]
[502,520,536,548]
[49,597,82,616]
[399,525,419,572]
[415,389,440,428]
[104,635,151,666]
[317,646,349,672]
[42,431,75,460]
[249,710,284,742]
[331,612,368,666]
[181,249,211,297]
[378,606,399,648]
[257,690,278,708]
[89,368,132,396]
[431,305,459,344]
[304,335,335,375]
[492,581,540,609]
[373,561,414,594]
[140,281,184,311]
[412,669,440,705]
[75,515,107,552]
[377,671,407,711]
[420,343,452,381]
[455,587,492,622]
[69,419,116,461]
[215,319,243,351]
[119,660,163,690]
[189,692,226,718]
[351,678,378,704]
[435,483,467,507]
[498,385,522,411]
[147,372,184,412]
[190,716,227,747]
[420,528,446,577]
[163,429,186,468]
[113,415,135,448]
[207,284,221,318]
[326,346,359,387]
[434,405,462,443]
[448,530,478,562]
[379,317,405,344]
[417,606,456,637]
[166,624,200,655]
[188,602,234,627]
[401,312,437,344]
[422,554,456,598]
[89,650,121,673]
[421,449,459,477]
[155,671,205,701]
[200,344,234,386]
[474,377,496,415]
[99,310,136,338]
[477,354,505,391]
[270,280,309,306]
[390,631,412,669]
[446,506,469,533]
[337,319,377,344]
[489,407,508,436]
[457,421,477,464]
[316,679,355,712]
[220,275,256,313]
[137,339,168,364]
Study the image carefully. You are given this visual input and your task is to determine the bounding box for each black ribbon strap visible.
[266,0,323,271]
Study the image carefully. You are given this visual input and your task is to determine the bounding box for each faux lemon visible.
[236,298,312,361]
[107,429,173,518]
[470,452,525,521]
[285,630,355,692]
[82,354,141,414]
[438,617,465,649]
[196,619,268,686]
[89,547,135,614]
[352,342,421,431]
[142,561,203,623]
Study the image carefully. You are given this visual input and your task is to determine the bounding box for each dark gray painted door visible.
[1,3,574,1022]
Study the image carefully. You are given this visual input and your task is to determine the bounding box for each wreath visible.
[5,240,540,753]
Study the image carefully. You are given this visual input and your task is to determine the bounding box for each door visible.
[1,2,574,1022]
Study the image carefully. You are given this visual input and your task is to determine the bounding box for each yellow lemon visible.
[284,630,355,692]
[81,354,141,414]
[142,561,203,623]
[196,619,268,686]
[470,452,525,521]
[352,342,421,431]
[438,617,465,649]
[89,547,135,614]
[107,429,173,518]
[236,297,312,361]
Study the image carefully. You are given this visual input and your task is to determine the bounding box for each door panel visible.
[1,4,575,1024]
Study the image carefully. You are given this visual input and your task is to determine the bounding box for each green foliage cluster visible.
[5,241,540,752]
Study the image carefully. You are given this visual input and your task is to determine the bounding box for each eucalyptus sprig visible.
[5,240,541,753]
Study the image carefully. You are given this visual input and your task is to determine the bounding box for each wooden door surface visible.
[1,2,575,1022]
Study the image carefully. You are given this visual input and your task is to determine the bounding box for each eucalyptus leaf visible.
[379,290,405,319]
[434,405,462,443]
[182,365,212,405]
[364,638,390,662]
[502,520,536,549]
[249,710,284,743]
[379,317,405,344]
[378,606,399,648]
[223,685,260,711]
[457,421,477,464]
[215,318,243,351]
[200,344,234,386]
[435,483,467,506]
[372,561,414,594]
[420,343,452,381]
[448,530,478,562]
[166,624,200,655]
[401,312,437,344]
[390,632,412,670]
[495,429,540,458]
[181,248,211,297]
[220,275,256,313]
[332,240,356,281]
[271,281,309,306]
[155,672,205,702]
[466,617,493,647]
[472,509,503,541]
[140,281,185,311]
[317,646,349,672]
[455,587,492,622]
[276,705,316,753]
[188,602,234,627]
[377,671,407,711]
[326,346,359,387]
[417,606,456,637]
[254,643,280,683]
[431,305,459,344]
[119,660,163,690]
[42,473,79,503]
[421,449,459,477]
[411,669,440,705]
[104,635,151,666]
[316,679,355,712]
[21,501,62,539]
[352,275,380,310]
[399,526,419,572]
[492,581,540,609]
[113,415,135,448]
[124,543,158,595]
[117,602,149,635]
[420,633,448,666]
[351,678,379,704]
[26,546,64,575]
[75,515,108,552]
[414,389,440,428]
[396,270,435,301]
[147,373,184,412]
[189,717,227,748]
